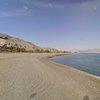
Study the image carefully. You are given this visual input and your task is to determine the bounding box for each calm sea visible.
[52,53,100,76]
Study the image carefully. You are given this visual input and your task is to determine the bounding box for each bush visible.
[0,47,26,52]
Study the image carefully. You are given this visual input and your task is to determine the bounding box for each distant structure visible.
[0,38,6,47]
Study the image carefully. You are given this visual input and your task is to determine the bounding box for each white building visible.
[0,38,6,47]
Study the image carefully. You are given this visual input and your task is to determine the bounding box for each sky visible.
[0,0,100,51]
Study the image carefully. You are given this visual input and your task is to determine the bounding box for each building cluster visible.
[0,38,6,47]
[0,38,15,48]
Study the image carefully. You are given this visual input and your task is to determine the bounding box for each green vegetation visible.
[0,46,26,52]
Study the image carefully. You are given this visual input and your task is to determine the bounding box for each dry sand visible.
[0,53,100,100]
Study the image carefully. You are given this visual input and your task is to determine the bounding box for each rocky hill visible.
[0,33,62,53]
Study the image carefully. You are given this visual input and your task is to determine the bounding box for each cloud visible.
[24,0,66,9]
[0,0,65,18]
[32,2,65,9]
[66,0,95,3]
[0,0,97,18]
[47,3,65,9]
[93,6,97,10]
[22,0,97,10]
[23,6,29,10]
[0,11,32,17]
[26,0,96,4]
[0,7,33,17]
[81,0,98,11]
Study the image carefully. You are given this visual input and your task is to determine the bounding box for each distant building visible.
[0,38,6,47]
[6,41,15,47]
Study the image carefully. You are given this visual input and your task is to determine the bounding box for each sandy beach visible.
[0,53,100,100]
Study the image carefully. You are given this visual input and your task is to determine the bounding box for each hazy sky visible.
[0,0,100,51]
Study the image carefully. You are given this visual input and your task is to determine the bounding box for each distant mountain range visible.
[80,49,100,53]
[0,33,71,53]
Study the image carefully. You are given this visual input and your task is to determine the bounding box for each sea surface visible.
[52,53,100,76]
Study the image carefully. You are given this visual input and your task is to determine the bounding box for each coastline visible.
[40,53,100,99]
[49,53,100,79]
[50,57,100,80]
[0,53,100,100]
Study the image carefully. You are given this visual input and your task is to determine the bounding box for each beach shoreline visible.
[49,55,100,80]
[0,53,100,100]
[39,53,100,99]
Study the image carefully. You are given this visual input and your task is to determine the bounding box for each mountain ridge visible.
[80,49,100,53]
[0,33,71,53]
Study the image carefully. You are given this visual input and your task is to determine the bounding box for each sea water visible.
[53,53,100,76]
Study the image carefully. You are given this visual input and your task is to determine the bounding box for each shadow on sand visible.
[83,96,100,100]
[83,96,89,100]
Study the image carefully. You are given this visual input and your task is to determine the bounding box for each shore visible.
[0,53,100,100]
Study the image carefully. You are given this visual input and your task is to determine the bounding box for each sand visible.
[0,53,100,100]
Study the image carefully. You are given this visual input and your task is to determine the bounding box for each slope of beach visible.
[0,53,100,100]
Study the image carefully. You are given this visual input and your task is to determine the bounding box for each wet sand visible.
[0,53,100,100]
